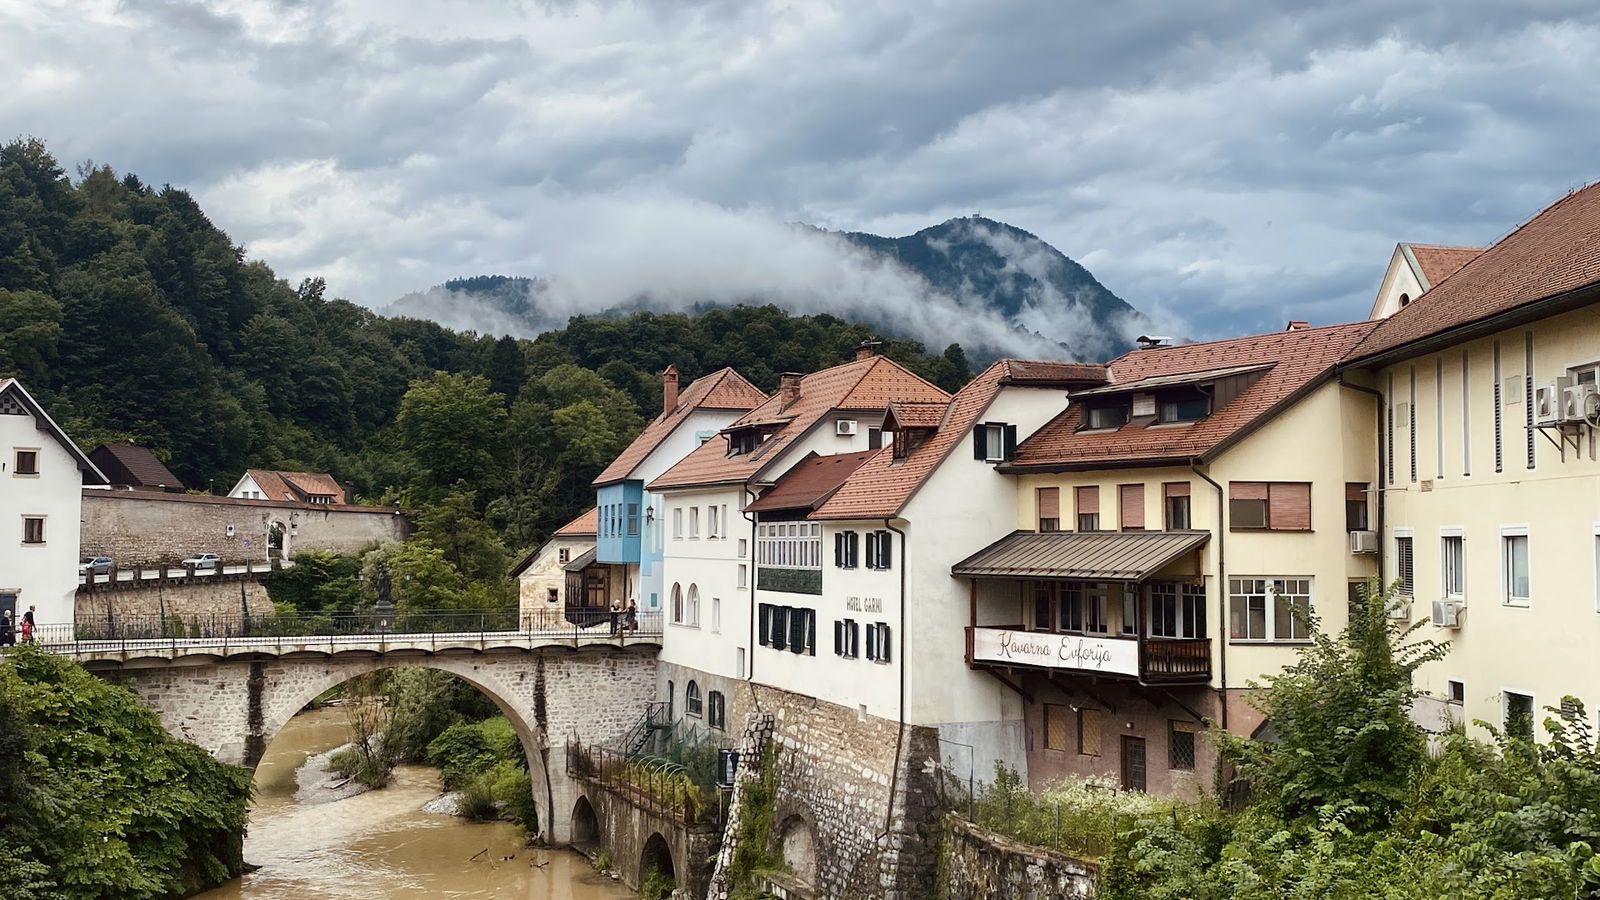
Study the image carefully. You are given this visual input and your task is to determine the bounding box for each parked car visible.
[79,556,114,575]
[181,553,221,570]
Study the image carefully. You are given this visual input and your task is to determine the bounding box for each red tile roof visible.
[554,506,598,536]
[1406,243,1483,289]
[1009,322,1380,470]
[593,367,767,486]
[745,450,878,513]
[648,356,949,490]
[884,401,949,429]
[244,469,347,504]
[88,443,184,490]
[1351,183,1600,363]
[813,358,1105,520]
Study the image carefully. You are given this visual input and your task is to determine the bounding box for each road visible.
[79,560,292,585]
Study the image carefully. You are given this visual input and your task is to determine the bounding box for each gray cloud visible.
[4,0,1600,350]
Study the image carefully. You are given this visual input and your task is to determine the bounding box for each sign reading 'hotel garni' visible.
[971,627,1139,678]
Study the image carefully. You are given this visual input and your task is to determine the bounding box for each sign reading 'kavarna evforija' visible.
[970,627,1139,677]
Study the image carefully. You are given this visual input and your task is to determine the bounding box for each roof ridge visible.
[1107,320,1376,365]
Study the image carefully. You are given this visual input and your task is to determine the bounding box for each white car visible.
[181,553,221,569]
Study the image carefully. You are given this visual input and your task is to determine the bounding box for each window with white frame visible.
[687,584,701,626]
[738,538,748,558]
[865,530,893,570]
[758,522,822,568]
[670,583,684,624]
[1149,583,1207,639]
[1502,527,1530,605]
[13,448,39,476]
[689,507,700,538]
[1503,689,1534,739]
[834,530,861,568]
[834,618,860,658]
[1594,525,1600,614]
[711,597,721,633]
[672,508,683,539]
[21,516,45,545]
[865,622,893,662]
[1394,533,1414,596]
[686,681,703,717]
[708,691,726,730]
[1441,531,1465,598]
[708,505,720,538]
[737,564,748,589]
[1228,577,1312,642]
[1446,679,1465,706]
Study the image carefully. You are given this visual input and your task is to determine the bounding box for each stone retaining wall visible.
[940,814,1096,899]
[573,778,719,897]
[75,576,273,626]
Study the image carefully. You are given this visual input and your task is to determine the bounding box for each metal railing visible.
[34,607,664,654]
[78,559,287,590]
[566,739,717,828]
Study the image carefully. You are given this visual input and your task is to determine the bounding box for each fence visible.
[941,764,1175,861]
[34,607,664,652]
[566,739,718,829]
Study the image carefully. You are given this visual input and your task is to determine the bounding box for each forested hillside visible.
[0,138,972,557]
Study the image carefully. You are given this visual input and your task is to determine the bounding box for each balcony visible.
[965,625,1211,685]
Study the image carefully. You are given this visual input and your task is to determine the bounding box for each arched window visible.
[688,584,701,626]
[686,680,703,717]
[708,690,726,730]
[671,583,683,624]
[1399,292,1411,307]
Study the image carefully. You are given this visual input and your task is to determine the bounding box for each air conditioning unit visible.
[1388,600,1413,621]
[836,420,858,436]
[1349,530,1378,554]
[1562,383,1600,424]
[1430,599,1463,629]
[1533,378,1569,426]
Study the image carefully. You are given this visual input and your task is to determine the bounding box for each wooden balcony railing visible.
[1138,638,1211,683]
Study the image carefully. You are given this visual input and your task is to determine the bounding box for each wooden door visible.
[1121,735,1147,792]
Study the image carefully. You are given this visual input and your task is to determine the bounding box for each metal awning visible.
[564,547,598,572]
[952,530,1210,582]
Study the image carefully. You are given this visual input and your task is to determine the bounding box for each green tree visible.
[414,489,512,583]
[395,371,507,496]
[0,288,62,384]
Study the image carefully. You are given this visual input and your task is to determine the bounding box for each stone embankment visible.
[940,813,1096,899]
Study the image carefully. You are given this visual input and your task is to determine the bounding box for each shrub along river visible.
[196,706,636,900]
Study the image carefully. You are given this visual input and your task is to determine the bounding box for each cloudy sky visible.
[6,0,1600,349]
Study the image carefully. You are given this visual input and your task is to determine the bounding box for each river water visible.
[196,706,636,900]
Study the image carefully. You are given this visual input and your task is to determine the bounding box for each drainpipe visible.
[878,518,909,842]
[741,488,759,686]
[1189,463,1227,732]
[1338,377,1387,579]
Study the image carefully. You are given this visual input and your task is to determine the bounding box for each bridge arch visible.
[640,831,675,892]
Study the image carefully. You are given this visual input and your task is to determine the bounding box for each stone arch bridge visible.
[66,631,659,844]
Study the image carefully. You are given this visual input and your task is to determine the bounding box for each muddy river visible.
[195,706,636,900]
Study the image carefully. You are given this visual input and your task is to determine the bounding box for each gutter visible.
[742,487,759,684]
[1342,280,1600,371]
[1337,377,1387,584]
[1189,462,1227,732]
[878,518,910,844]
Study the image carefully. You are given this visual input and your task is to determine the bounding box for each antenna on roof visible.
[1135,335,1171,349]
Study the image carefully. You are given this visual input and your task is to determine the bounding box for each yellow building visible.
[958,323,1381,795]
[1344,183,1600,741]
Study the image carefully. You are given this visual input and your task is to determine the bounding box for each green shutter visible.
[1003,424,1018,461]
[973,425,988,460]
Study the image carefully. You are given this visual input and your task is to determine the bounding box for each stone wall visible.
[75,575,274,628]
[940,814,1095,900]
[81,490,411,565]
[572,778,719,897]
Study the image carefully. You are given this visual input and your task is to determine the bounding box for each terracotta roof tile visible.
[593,367,766,485]
[245,469,347,504]
[554,506,598,536]
[744,450,878,512]
[1406,243,1483,289]
[1352,183,1600,362]
[649,356,949,490]
[1002,360,1111,384]
[884,401,948,429]
[88,443,184,489]
[1010,322,1380,469]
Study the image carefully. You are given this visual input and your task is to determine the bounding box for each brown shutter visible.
[1344,482,1367,502]
[1075,485,1099,515]
[1229,481,1268,501]
[1163,481,1190,498]
[1119,484,1145,530]
[1037,487,1060,518]
[1268,482,1312,530]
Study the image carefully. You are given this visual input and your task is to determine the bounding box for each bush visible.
[426,716,520,790]
[640,864,676,900]
[488,760,538,830]
[457,776,498,822]
[384,668,497,762]
[328,743,392,789]
[967,764,1178,860]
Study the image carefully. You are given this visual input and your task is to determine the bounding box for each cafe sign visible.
[971,627,1139,677]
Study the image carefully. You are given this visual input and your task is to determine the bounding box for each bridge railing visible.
[566,738,717,829]
[34,607,665,653]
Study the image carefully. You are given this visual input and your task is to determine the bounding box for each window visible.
[730,429,758,455]
[865,530,893,569]
[1228,482,1311,531]
[670,583,684,624]
[546,587,559,603]
[1441,533,1464,598]
[686,681,703,718]
[738,538,748,558]
[1078,707,1102,756]
[627,502,639,536]
[1446,679,1465,706]
[1163,483,1191,530]
[1395,534,1414,595]
[1075,486,1100,532]
[1032,582,1054,630]
[834,530,861,568]
[973,422,1016,463]
[1057,583,1110,635]
[1228,577,1312,642]
[21,516,44,545]
[786,607,816,655]
[687,585,701,626]
[1044,704,1070,751]
[1157,392,1209,423]
[1150,583,1207,639]
[708,691,726,730]
[672,508,683,539]
[1504,690,1534,739]
[865,622,893,662]
[834,619,860,658]
[1119,484,1145,530]
[1344,484,1369,531]
[1492,341,1504,473]
[1169,721,1197,770]
[707,505,719,538]
[737,564,748,589]
[759,522,822,569]
[736,648,746,678]
[13,449,38,476]
[1086,404,1129,429]
[1502,529,1530,606]
[760,604,814,655]
[558,547,570,564]
[712,597,722,633]
[666,681,674,720]
[689,507,700,538]
[867,426,883,450]
[1037,487,1061,532]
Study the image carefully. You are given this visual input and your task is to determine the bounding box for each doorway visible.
[1121,735,1147,792]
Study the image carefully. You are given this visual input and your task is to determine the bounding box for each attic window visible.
[728,429,759,456]
[1086,404,1129,429]
[1156,390,1210,423]
[1399,293,1411,307]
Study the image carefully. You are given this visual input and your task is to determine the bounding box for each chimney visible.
[1285,320,1310,331]
[1135,335,1171,349]
[854,339,884,361]
[661,364,681,414]
[778,372,803,410]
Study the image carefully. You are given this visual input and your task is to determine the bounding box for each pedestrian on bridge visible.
[608,601,621,636]
[20,606,35,644]
[625,601,638,634]
[0,609,14,647]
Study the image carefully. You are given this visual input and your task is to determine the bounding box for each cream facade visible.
[1361,303,1600,740]
[512,533,596,615]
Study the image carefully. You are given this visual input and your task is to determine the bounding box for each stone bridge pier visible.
[97,647,656,843]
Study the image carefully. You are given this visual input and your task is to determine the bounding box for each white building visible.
[0,378,108,628]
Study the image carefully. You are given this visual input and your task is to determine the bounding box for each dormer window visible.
[728,429,759,456]
[1156,390,1210,423]
[1086,404,1129,429]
